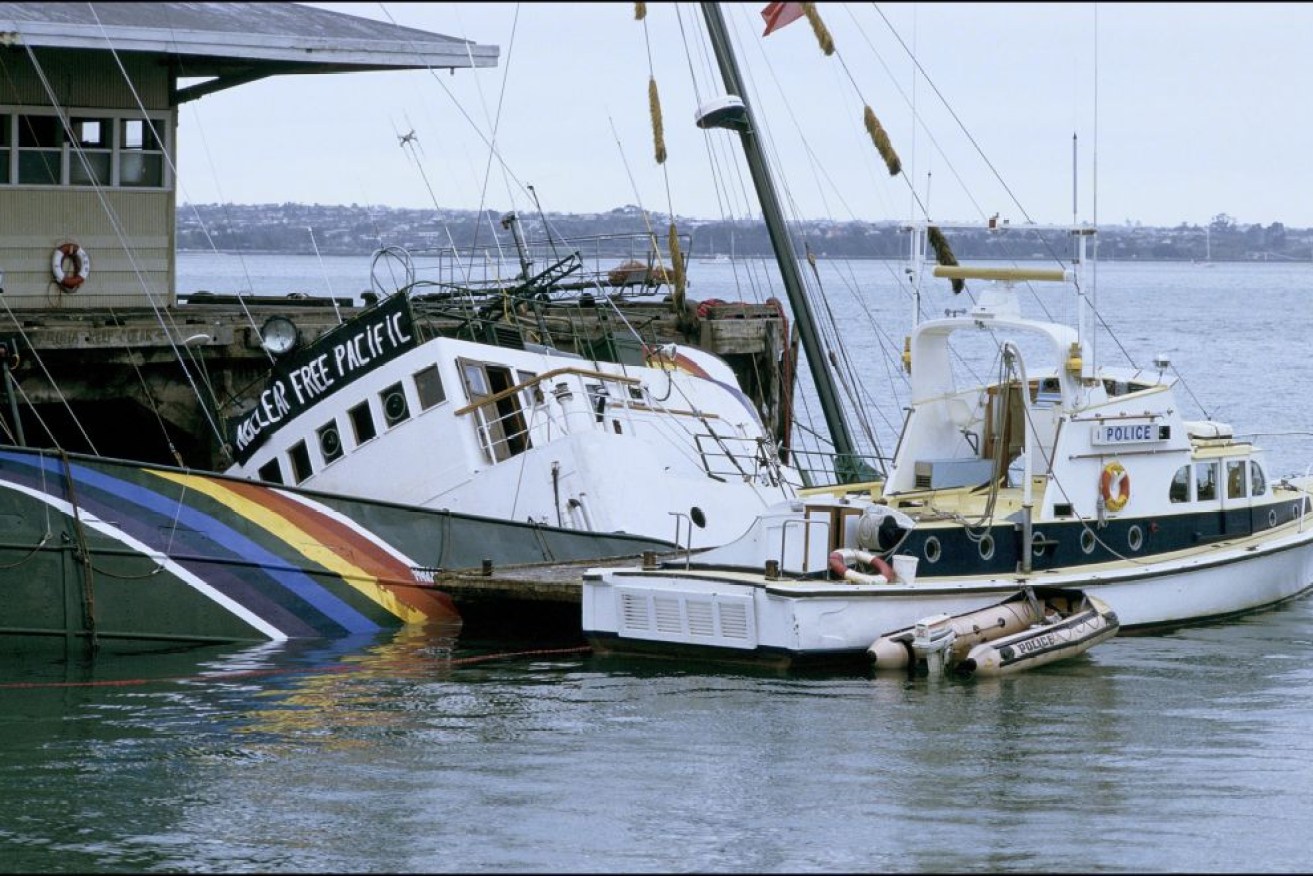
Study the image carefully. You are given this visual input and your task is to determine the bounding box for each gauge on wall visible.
[260,316,299,356]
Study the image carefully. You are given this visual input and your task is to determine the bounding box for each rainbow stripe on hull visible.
[0,448,459,645]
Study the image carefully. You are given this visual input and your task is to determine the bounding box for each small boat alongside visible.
[868,587,1119,678]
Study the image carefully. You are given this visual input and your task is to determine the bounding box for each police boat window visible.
[414,365,446,410]
[1194,461,1218,502]
[349,400,377,445]
[257,458,283,485]
[1251,462,1268,497]
[1169,465,1190,503]
[289,440,313,484]
[1226,460,1247,499]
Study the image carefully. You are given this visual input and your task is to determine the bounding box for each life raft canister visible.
[1100,460,1130,512]
[52,243,91,291]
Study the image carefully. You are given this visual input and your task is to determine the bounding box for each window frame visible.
[0,107,171,190]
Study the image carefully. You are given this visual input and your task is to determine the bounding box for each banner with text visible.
[229,293,417,465]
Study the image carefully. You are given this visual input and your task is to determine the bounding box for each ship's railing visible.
[389,231,692,302]
[693,433,787,485]
[451,365,792,486]
[786,445,887,491]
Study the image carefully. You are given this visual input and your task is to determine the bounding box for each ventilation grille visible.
[615,586,756,649]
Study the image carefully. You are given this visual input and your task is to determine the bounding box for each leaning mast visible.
[698,2,864,483]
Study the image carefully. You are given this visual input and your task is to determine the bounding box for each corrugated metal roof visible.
[0,2,498,75]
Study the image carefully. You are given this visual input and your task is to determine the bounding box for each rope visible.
[57,449,98,652]
[0,645,595,690]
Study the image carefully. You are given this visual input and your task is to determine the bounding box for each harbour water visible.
[2,254,1311,872]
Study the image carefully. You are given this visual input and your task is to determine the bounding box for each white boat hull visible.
[583,520,1313,666]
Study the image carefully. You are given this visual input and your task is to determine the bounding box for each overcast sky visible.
[174,3,1313,228]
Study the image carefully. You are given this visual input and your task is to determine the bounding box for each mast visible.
[698,2,864,483]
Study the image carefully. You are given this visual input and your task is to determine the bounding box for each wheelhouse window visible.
[1170,465,1190,503]
[518,369,542,407]
[414,364,446,410]
[1194,461,1218,502]
[2,108,169,189]
[349,400,376,444]
[1226,460,1248,499]
[289,440,313,484]
[1251,462,1268,497]
[459,358,530,462]
[257,458,283,484]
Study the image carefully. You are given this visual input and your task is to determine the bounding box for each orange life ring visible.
[1100,461,1130,512]
[52,243,90,291]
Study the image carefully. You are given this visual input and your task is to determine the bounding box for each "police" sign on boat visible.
[1091,421,1167,446]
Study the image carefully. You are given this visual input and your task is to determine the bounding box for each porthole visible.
[1268,508,1278,528]
[977,534,995,561]
[1080,529,1097,554]
[1127,525,1144,552]
[1031,531,1048,557]
[923,536,942,564]
[382,382,410,426]
[318,423,342,463]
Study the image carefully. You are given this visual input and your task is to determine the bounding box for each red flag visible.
[761,1,805,36]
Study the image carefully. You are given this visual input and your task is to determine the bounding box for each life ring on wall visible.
[1100,460,1131,512]
[52,243,91,291]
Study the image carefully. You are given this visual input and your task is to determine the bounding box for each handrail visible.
[452,365,642,417]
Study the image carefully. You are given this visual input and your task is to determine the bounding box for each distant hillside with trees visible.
[176,203,1313,263]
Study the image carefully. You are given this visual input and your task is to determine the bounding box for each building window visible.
[69,117,112,186]
[119,118,164,187]
[1,108,169,190]
[17,114,61,185]
[0,117,10,184]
